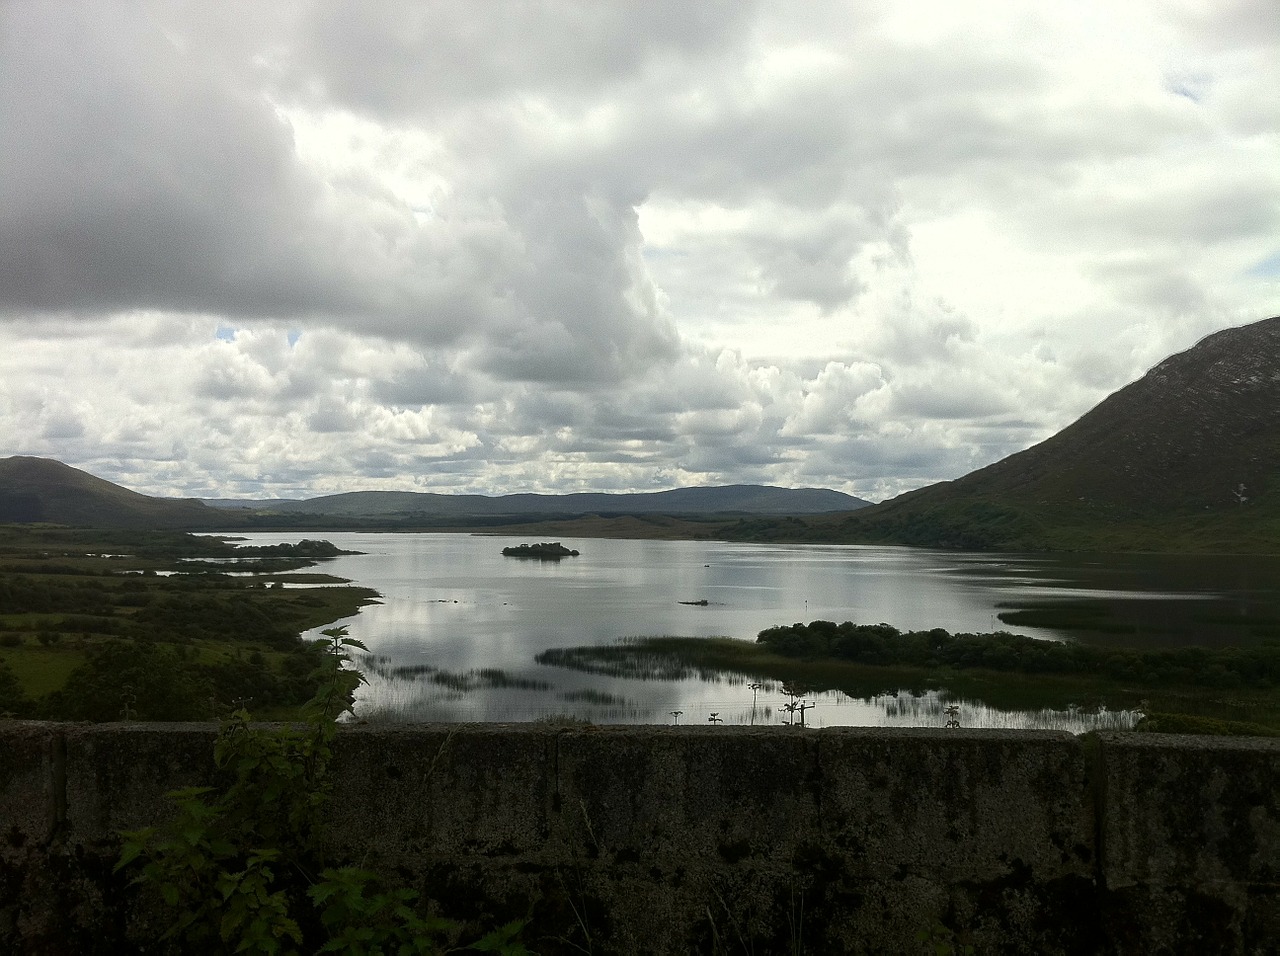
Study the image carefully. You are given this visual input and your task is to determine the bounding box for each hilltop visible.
[238,484,868,519]
[9,315,1276,551]
[0,457,236,530]
[723,316,1280,553]
[0,457,865,530]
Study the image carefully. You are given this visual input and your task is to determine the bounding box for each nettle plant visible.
[117,628,527,955]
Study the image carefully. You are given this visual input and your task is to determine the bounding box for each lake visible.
[224,532,1280,730]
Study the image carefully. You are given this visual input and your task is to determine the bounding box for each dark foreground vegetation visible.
[0,526,377,720]
[538,623,1280,735]
[112,631,529,954]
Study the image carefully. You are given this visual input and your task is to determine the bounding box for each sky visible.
[1,1,1277,502]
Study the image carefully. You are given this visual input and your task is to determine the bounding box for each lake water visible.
[224,532,1279,730]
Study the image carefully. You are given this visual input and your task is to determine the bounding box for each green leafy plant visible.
[116,628,528,954]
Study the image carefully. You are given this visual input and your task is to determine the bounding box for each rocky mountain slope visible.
[948,315,1279,514]
[726,316,1280,552]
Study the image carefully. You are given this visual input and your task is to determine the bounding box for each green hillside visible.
[723,316,1280,553]
[0,456,239,530]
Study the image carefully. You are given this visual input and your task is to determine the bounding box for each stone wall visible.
[2,723,1277,953]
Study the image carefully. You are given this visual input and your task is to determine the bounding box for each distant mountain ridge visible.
[0,456,867,529]
[11,315,1276,550]
[243,485,869,518]
[725,315,1280,552]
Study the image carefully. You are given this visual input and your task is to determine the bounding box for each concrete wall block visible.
[1098,733,1280,890]
[327,724,557,859]
[0,723,62,947]
[61,723,219,843]
[0,722,59,850]
[5,722,1280,953]
[816,729,1092,882]
[553,727,821,869]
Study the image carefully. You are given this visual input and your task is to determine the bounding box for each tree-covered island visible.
[501,541,580,559]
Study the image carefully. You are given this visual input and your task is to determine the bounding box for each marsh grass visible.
[536,636,734,682]
[360,655,553,694]
[996,601,1138,634]
[535,634,1279,732]
[558,689,628,706]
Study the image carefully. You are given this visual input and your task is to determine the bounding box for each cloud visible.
[0,0,1276,501]
[294,0,761,115]
[0,3,348,319]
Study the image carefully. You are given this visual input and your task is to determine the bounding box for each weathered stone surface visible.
[1,722,1277,954]
[1097,732,1280,954]
[0,722,62,947]
[62,721,219,842]
[549,726,822,952]
[0,721,59,849]
[809,728,1100,953]
[326,723,557,858]
[556,726,820,856]
[1099,732,1280,887]
[817,728,1092,879]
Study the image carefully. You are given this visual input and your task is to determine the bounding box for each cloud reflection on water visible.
[271,531,1242,730]
[354,666,1139,733]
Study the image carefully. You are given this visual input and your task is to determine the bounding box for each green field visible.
[0,525,377,720]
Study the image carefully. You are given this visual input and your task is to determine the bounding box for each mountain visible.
[244,484,869,518]
[18,313,1275,550]
[0,456,237,529]
[724,316,1280,552]
[0,457,866,530]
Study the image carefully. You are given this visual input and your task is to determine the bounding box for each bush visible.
[42,641,211,721]
[117,631,531,953]
[755,620,1280,690]
[0,659,34,717]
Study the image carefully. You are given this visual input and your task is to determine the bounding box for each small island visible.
[501,541,580,560]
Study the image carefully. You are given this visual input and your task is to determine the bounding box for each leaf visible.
[468,919,528,953]
[114,840,147,872]
[308,881,340,906]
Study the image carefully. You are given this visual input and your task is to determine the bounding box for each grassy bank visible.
[537,632,1280,734]
[0,525,378,720]
[707,493,1280,555]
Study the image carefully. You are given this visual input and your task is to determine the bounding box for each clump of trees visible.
[0,659,31,717]
[756,620,1280,690]
[17,640,325,722]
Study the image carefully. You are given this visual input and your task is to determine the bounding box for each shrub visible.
[117,630,530,953]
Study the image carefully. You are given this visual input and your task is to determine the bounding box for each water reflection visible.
[354,667,1139,733]
[205,531,1277,728]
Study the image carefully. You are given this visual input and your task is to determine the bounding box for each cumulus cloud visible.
[0,0,1276,500]
[0,4,347,318]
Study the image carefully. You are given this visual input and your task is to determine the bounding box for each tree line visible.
[756,620,1279,690]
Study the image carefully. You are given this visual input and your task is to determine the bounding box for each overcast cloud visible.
[1,0,1276,500]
